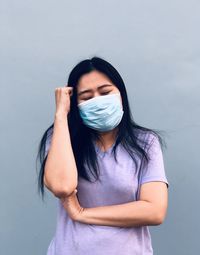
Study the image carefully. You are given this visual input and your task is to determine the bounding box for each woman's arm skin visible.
[61,182,168,228]
[44,87,78,198]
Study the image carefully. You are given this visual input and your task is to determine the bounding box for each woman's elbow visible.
[153,207,168,225]
[44,174,78,198]
[53,184,77,198]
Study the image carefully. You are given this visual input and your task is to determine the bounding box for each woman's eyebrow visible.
[78,84,113,96]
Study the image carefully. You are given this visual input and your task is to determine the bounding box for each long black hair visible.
[36,56,167,201]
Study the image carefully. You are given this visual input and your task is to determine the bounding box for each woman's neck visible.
[95,127,118,151]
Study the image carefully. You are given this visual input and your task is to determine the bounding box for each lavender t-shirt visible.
[45,132,169,255]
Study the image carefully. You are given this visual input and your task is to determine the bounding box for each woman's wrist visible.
[54,111,68,121]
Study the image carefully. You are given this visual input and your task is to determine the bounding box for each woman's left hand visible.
[60,189,85,221]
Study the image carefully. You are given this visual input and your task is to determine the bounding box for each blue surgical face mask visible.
[77,92,124,132]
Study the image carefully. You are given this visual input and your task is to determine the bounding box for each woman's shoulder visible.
[135,129,157,150]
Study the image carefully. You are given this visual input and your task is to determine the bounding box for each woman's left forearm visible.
[77,200,162,228]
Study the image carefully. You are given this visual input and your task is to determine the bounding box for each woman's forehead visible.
[77,71,114,91]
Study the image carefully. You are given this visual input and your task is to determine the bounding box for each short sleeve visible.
[139,135,169,188]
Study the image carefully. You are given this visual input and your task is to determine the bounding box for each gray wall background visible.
[1,0,200,254]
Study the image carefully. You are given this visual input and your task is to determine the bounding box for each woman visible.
[36,56,169,255]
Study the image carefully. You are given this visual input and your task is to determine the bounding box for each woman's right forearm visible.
[44,112,78,197]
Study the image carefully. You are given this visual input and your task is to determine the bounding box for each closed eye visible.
[101,91,110,95]
[82,91,111,101]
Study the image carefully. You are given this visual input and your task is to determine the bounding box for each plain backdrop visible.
[1,0,200,254]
